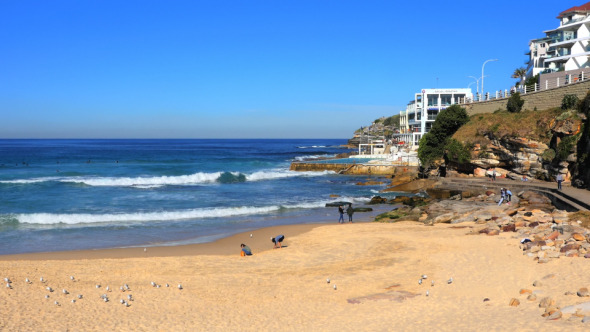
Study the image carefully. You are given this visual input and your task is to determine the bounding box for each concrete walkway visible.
[435,177,590,212]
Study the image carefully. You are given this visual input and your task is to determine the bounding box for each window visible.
[427,95,438,106]
[441,94,452,105]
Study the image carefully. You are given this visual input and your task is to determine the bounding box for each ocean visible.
[0,139,401,255]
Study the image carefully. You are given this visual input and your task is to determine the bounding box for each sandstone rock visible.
[546,231,560,241]
[509,298,520,307]
[546,310,562,320]
[487,229,500,236]
[527,294,537,301]
[433,213,454,224]
[561,244,581,253]
[578,288,590,297]
[514,221,526,228]
[368,196,388,205]
[474,168,487,177]
[538,257,550,264]
[539,297,555,308]
[573,233,586,241]
[502,224,516,232]
[562,301,590,314]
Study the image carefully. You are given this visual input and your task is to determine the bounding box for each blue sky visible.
[0,0,582,138]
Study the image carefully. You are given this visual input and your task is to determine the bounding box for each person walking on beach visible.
[240,243,252,256]
[556,173,563,190]
[271,235,285,249]
[492,168,496,182]
[346,204,354,223]
[338,205,344,224]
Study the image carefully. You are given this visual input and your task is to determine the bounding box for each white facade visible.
[394,88,472,148]
[527,2,590,77]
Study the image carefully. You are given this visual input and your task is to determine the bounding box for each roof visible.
[558,2,590,18]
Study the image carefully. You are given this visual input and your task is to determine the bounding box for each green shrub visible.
[445,139,471,164]
[507,92,525,113]
[557,135,578,160]
[541,148,556,161]
[561,94,579,110]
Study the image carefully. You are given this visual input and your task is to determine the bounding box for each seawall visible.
[463,79,590,115]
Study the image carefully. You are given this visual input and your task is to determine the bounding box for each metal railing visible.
[466,69,590,103]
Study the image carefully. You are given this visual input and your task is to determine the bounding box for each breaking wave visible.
[0,169,335,188]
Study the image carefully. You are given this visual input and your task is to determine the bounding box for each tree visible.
[417,104,469,167]
[511,67,527,85]
[506,92,525,113]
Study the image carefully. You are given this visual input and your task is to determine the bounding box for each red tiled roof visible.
[559,2,590,18]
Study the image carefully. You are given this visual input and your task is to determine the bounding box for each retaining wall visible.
[463,79,590,115]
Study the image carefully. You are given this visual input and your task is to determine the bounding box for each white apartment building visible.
[527,2,590,77]
[395,88,472,148]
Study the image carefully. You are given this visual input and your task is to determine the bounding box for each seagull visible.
[120,286,125,292]
[45,295,50,299]
[127,294,133,301]
[70,276,75,282]
[124,284,130,290]
[333,284,337,290]
[447,277,453,284]
[96,284,101,289]
[426,291,430,296]
[54,301,60,306]
[63,289,69,295]
[156,284,161,288]
[144,248,147,253]
[151,281,156,287]
[6,283,12,289]
[40,277,45,283]
[120,299,125,304]
[431,281,435,287]
[165,283,169,288]
[78,294,83,299]
[106,286,111,292]
[4,277,11,283]
[421,275,428,279]
[326,278,330,284]
[250,234,253,238]
[103,297,109,303]
[46,287,53,292]
[178,284,183,290]
[124,301,130,307]
[71,299,76,303]
[25,278,31,284]
[418,279,423,285]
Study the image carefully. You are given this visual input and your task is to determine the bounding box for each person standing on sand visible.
[556,173,563,190]
[346,204,354,223]
[240,244,252,256]
[271,235,284,248]
[492,168,496,182]
[338,205,344,224]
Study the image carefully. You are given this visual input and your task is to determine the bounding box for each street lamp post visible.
[481,59,498,100]
[468,75,480,97]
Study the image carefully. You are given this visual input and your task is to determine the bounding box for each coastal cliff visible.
[448,107,586,186]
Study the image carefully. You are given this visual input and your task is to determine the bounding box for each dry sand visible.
[1,221,589,331]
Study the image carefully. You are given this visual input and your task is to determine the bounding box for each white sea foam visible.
[13,196,365,225]
[1,169,334,188]
[16,206,281,225]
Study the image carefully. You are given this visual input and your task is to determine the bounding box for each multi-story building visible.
[527,2,590,77]
[395,88,472,148]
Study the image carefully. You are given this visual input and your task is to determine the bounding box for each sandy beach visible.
[2,220,589,331]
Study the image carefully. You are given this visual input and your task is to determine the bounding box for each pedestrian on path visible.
[556,173,563,190]
[338,205,344,223]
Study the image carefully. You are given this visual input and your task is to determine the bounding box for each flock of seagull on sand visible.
[4,275,183,308]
